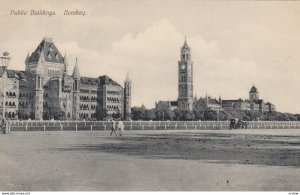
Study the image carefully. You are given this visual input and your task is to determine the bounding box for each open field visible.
[0,129,300,191]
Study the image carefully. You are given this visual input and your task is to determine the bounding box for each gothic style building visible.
[0,37,132,120]
[155,38,276,114]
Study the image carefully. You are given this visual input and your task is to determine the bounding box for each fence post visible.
[60,124,63,131]
[91,124,93,131]
[43,125,45,131]
[76,123,78,131]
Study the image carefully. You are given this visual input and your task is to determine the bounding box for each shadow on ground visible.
[50,132,300,167]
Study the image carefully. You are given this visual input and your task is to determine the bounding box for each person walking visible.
[110,119,117,136]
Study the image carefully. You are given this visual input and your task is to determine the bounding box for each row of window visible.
[107,97,120,102]
[5,101,16,107]
[19,92,30,97]
[5,111,16,118]
[107,105,119,110]
[19,102,29,108]
[79,113,96,119]
[6,92,17,97]
[80,104,96,110]
[80,96,97,101]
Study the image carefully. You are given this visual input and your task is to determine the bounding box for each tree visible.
[155,108,175,121]
[143,109,156,120]
[131,106,146,120]
[95,108,108,120]
[174,108,184,121]
[203,110,217,121]
[112,111,122,120]
[182,110,195,121]
[17,110,30,120]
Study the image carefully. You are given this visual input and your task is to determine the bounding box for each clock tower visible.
[178,38,194,111]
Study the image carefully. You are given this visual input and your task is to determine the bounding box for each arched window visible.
[12,112,15,118]
[5,102,8,106]
[8,112,11,118]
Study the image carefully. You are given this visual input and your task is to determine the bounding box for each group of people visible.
[110,119,124,136]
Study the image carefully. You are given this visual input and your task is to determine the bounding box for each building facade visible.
[0,37,132,120]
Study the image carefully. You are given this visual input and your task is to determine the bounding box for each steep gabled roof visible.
[98,75,121,87]
[27,37,64,64]
[80,77,98,85]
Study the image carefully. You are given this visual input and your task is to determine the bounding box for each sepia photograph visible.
[0,0,300,193]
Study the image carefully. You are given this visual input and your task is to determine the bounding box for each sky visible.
[1,0,300,113]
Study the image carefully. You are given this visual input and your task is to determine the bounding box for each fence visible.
[4,120,300,132]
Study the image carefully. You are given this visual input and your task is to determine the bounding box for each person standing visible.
[110,119,117,136]
[117,120,124,136]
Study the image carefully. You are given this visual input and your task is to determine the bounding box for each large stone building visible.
[0,37,132,120]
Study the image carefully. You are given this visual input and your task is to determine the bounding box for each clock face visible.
[181,65,186,70]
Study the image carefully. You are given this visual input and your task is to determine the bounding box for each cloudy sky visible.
[1,0,300,113]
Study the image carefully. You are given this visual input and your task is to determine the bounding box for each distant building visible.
[0,37,132,120]
[221,85,275,113]
[193,96,222,111]
[222,99,251,111]
[155,100,178,111]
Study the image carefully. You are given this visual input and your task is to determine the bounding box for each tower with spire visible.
[72,58,81,120]
[178,37,194,111]
[124,72,132,120]
[249,85,259,101]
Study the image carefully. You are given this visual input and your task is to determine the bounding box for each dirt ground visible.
[0,129,299,191]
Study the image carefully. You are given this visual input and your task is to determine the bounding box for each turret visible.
[34,50,44,120]
[124,72,132,120]
[72,58,81,120]
[63,52,68,78]
[249,85,259,101]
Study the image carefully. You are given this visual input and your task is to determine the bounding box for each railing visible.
[4,120,300,132]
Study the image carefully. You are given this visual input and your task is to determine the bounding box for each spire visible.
[182,36,190,49]
[25,52,30,64]
[125,72,131,82]
[64,52,68,75]
[72,57,80,79]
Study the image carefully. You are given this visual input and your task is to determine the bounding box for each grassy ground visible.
[0,129,299,191]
